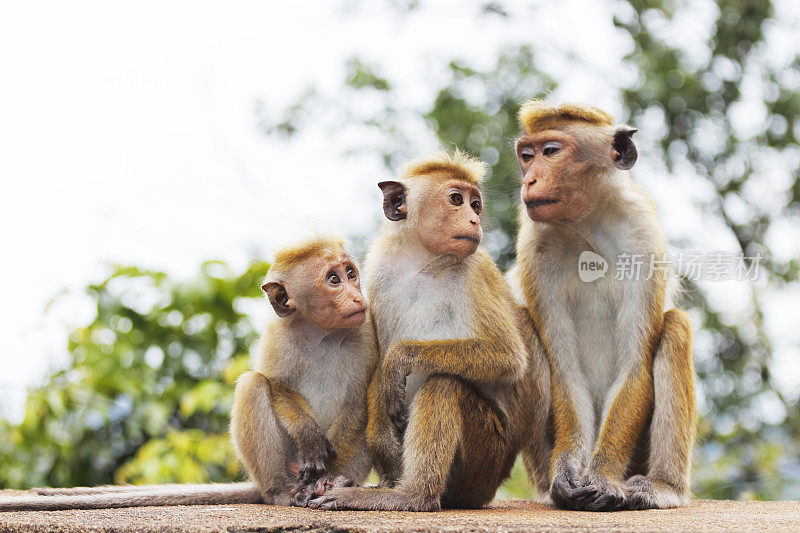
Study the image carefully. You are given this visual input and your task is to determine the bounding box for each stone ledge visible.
[0,497,798,532]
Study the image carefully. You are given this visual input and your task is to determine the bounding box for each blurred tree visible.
[616,0,800,500]
[0,261,266,489]
[260,0,800,500]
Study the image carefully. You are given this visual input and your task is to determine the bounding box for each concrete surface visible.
[0,496,798,532]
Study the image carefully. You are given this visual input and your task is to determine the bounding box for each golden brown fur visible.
[271,236,346,275]
[511,102,696,511]
[518,100,614,133]
[400,148,487,185]
[307,152,540,511]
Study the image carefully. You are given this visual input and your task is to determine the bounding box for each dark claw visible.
[291,485,314,507]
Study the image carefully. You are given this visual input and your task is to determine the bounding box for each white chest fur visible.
[288,331,364,431]
[370,253,473,404]
[534,227,630,410]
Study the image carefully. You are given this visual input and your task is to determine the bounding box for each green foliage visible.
[0,261,268,489]
[1,0,798,503]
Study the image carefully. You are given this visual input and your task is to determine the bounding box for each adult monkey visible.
[511,101,696,511]
[0,236,375,511]
[308,150,546,512]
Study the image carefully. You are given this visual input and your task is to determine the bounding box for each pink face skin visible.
[303,256,367,330]
[516,130,594,223]
[415,179,483,261]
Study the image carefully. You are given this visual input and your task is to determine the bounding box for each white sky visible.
[0,0,798,422]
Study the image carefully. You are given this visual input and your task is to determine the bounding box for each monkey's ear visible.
[612,125,638,170]
[378,181,407,221]
[261,281,296,318]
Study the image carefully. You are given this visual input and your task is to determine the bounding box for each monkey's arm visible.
[571,282,663,511]
[325,388,367,474]
[365,367,404,485]
[362,316,403,485]
[529,301,599,509]
[383,335,527,385]
[586,295,660,482]
[266,378,335,483]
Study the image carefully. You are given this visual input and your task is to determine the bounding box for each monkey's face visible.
[304,256,367,330]
[414,179,483,261]
[264,255,367,330]
[515,130,596,223]
[516,123,638,223]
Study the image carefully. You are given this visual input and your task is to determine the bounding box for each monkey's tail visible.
[0,482,262,511]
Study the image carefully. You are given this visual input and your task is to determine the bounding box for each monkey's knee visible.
[656,309,693,364]
[410,376,469,421]
[653,309,695,412]
[231,371,273,438]
[405,375,467,445]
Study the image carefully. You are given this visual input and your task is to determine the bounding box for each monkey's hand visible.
[572,471,625,512]
[551,459,595,511]
[296,433,337,485]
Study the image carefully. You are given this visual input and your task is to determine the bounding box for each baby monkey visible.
[233,235,375,505]
[0,236,376,511]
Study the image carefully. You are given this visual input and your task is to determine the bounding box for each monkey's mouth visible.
[343,308,366,319]
[525,198,560,208]
[453,235,480,244]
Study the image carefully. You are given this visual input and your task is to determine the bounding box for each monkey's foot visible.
[308,487,439,512]
[571,473,625,512]
[622,475,687,510]
[290,476,356,507]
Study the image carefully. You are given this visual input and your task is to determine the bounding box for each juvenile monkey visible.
[0,236,376,511]
[308,150,543,512]
[511,101,696,511]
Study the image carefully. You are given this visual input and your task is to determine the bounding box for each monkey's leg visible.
[231,371,295,506]
[366,369,404,486]
[623,309,695,510]
[517,306,554,501]
[309,376,511,511]
[333,436,372,485]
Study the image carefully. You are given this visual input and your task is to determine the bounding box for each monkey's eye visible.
[449,192,464,206]
[519,148,535,163]
[345,266,357,280]
[542,142,562,156]
[327,271,341,285]
[471,199,482,214]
